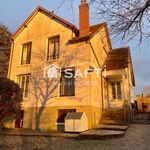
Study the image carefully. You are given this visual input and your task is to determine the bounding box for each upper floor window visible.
[111,82,122,99]
[60,68,75,97]
[17,74,30,99]
[47,36,59,61]
[21,42,32,65]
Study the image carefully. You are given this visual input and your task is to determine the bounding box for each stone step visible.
[100,108,129,126]
[102,112,126,116]
[100,118,125,122]
[102,115,125,118]
[102,113,127,117]
[101,116,126,119]
[100,119,127,125]
[79,129,125,139]
[103,109,124,112]
[94,124,129,131]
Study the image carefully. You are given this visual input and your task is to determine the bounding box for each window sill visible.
[17,64,30,68]
[56,96,76,99]
[46,59,59,63]
[111,98,122,101]
[59,95,75,97]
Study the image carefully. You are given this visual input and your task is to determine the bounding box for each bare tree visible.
[29,43,87,129]
[90,0,150,42]
[50,0,150,42]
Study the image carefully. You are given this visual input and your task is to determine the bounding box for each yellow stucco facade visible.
[7,6,135,131]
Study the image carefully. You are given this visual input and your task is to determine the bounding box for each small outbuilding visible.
[65,112,88,132]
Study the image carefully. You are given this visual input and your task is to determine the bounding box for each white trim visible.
[19,45,23,66]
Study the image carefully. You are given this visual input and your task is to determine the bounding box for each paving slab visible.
[79,129,125,139]
[0,128,125,139]
[0,129,78,138]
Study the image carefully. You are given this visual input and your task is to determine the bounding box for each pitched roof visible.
[12,6,78,39]
[104,47,129,70]
[69,23,106,43]
[104,47,135,86]
[12,6,112,50]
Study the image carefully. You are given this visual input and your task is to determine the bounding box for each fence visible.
[130,111,150,124]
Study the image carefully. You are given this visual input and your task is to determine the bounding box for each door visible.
[15,110,24,128]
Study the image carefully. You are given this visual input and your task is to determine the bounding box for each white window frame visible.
[20,42,32,66]
[17,74,30,100]
[46,35,60,61]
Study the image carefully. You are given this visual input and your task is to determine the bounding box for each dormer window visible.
[47,36,60,61]
[21,42,32,65]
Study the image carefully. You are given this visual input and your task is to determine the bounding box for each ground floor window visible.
[111,82,122,99]
[17,74,30,99]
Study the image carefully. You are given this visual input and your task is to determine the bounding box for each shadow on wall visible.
[28,43,87,130]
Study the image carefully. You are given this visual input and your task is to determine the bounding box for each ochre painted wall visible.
[8,10,105,131]
[22,105,101,131]
[137,96,150,112]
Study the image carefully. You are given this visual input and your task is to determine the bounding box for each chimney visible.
[79,0,90,36]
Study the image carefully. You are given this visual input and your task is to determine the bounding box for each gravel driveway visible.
[0,124,149,150]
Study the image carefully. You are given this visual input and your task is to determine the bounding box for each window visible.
[60,68,75,96]
[47,36,59,60]
[21,42,32,65]
[17,75,30,99]
[111,82,122,99]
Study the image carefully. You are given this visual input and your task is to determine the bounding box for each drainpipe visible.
[127,67,131,109]
[101,72,104,111]
[126,67,131,124]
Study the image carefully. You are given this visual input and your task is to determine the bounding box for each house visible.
[7,0,135,131]
[136,95,150,112]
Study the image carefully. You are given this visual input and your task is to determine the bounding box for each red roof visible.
[104,47,135,86]
[69,23,106,43]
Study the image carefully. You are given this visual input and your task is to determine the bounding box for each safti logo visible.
[44,64,107,78]
[44,64,60,78]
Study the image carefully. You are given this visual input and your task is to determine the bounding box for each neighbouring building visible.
[136,95,150,112]
[7,0,135,131]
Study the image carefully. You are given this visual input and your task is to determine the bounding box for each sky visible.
[0,0,150,97]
